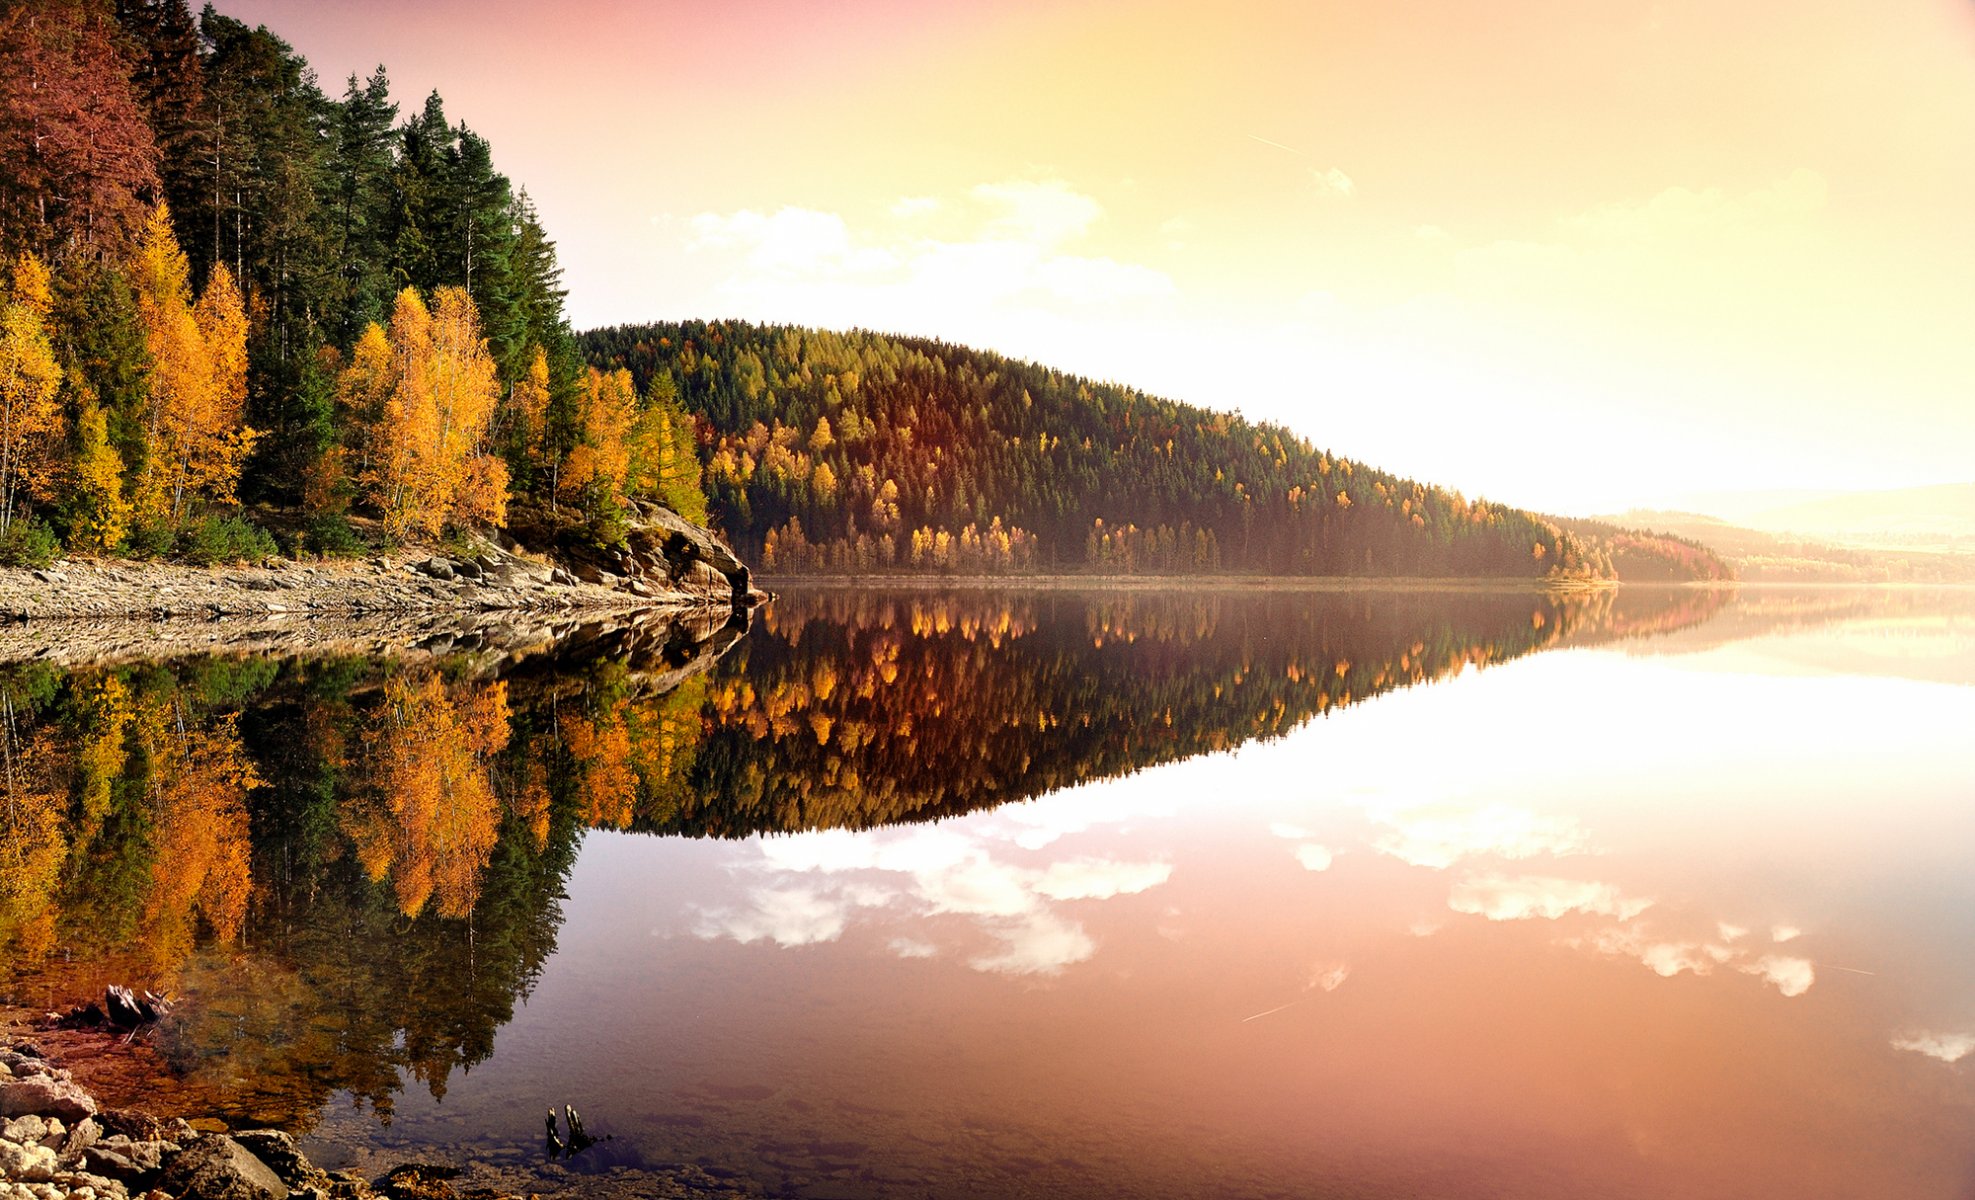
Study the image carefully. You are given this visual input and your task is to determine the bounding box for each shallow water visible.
[3,586,1972,1198]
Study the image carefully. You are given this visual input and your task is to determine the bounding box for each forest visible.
[0,2,1728,583]
[0,0,703,566]
[583,322,1729,581]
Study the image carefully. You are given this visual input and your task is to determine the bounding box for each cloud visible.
[1034,858,1173,901]
[1569,927,1814,997]
[971,179,1103,245]
[687,206,896,277]
[969,910,1096,976]
[1449,874,1653,922]
[1891,1031,1975,1064]
[889,937,939,960]
[694,885,858,948]
[1373,803,1591,870]
[673,178,1176,340]
[1716,922,1749,942]
[1309,961,1351,992]
[1738,955,1816,998]
[708,817,1177,977]
[1312,167,1356,198]
[1293,843,1335,872]
[1771,924,1803,943]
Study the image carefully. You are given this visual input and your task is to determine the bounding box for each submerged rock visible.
[157,1134,290,1200]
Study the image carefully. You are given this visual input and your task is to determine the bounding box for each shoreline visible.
[0,1022,754,1200]
[758,572,1669,593]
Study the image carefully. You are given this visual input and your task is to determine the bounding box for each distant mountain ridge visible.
[582,321,1726,583]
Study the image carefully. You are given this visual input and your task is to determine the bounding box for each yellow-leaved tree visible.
[355,287,508,538]
[0,252,63,536]
[562,365,637,510]
[130,205,256,523]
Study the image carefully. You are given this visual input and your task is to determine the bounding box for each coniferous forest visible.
[0,0,1724,582]
[0,0,703,566]
[583,323,1730,580]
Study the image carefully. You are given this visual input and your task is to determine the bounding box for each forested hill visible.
[582,322,1724,581]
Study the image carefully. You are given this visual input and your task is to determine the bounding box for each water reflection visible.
[2,585,1972,1198]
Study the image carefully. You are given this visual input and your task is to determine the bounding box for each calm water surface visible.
[2,586,1971,1198]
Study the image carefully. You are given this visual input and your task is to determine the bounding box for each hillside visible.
[582,322,1724,583]
[1738,483,1975,548]
[1600,509,1975,584]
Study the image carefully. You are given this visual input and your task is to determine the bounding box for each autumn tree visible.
[129,204,256,523]
[0,252,62,535]
[0,1,162,261]
[346,673,510,919]
[355,286,508,538]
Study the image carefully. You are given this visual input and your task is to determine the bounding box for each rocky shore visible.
[0,1039,490,1200]
[0,1040,759,1200]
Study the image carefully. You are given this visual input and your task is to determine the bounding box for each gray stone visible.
[78,1135,167,1182]
[230,1131,314,1189]
[0,1076,97,1122]
[157,1135,289,1200]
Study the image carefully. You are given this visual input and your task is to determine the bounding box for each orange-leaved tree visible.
[129,205,256,523]
[355,286,508,538]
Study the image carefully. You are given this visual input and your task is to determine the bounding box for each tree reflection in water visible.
[0,586,1736,1129]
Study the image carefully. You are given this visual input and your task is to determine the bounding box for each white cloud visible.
[1449,874,1653,922]
[971,179,1103,245]
[1034,858,1173,901]
[1293,844,1335,872]
[969,910,1096,976]
[1891,1031,1975,1064]
[695,885,855,948]
[1309,961,1351,992]
[890,937,940,960]
[1716,922,1749,943]
[1771,924,1803,943]
[707,816,1177,977]
[1268,821,1312,840]
[686,206,896,277]
[1313,167,1356,198]
[1739,955,1816,998]
[671,178,1176,347]
[1372,803,1591,870]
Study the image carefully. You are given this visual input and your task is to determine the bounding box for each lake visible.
[2,585,1971,1198]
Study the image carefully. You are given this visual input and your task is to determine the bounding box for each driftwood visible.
[54,985,174,1035]
[543,1102,603,1159]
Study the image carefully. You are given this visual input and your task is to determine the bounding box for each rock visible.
[0,1140,58,1182]
[230,1132,315,1190]
[374,1163,459,1200]
[79,1136,167,1183]
[0,1075,97,1121]
[157,1135,290,1200]
[414,559,455,581]
[3,1114,49,1144]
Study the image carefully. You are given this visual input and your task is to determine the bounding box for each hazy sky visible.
[214,0,1975,516]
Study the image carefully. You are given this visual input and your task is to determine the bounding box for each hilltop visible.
[583,322,1727,583]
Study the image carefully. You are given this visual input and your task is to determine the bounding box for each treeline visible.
[0,0,702,565]
[581,322,1724,581]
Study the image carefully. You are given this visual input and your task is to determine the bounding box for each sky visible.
[213,0,1975,517]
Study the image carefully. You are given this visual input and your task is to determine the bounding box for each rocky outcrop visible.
[0,508,764,625]
[505,502,763,614]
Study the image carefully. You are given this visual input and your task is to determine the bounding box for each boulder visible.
[231,1130,317,1190]
[78,1135,167,1184]
[157,1135,290,1200]
[0,1139,57,1182]
[0,1075,97,1122]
